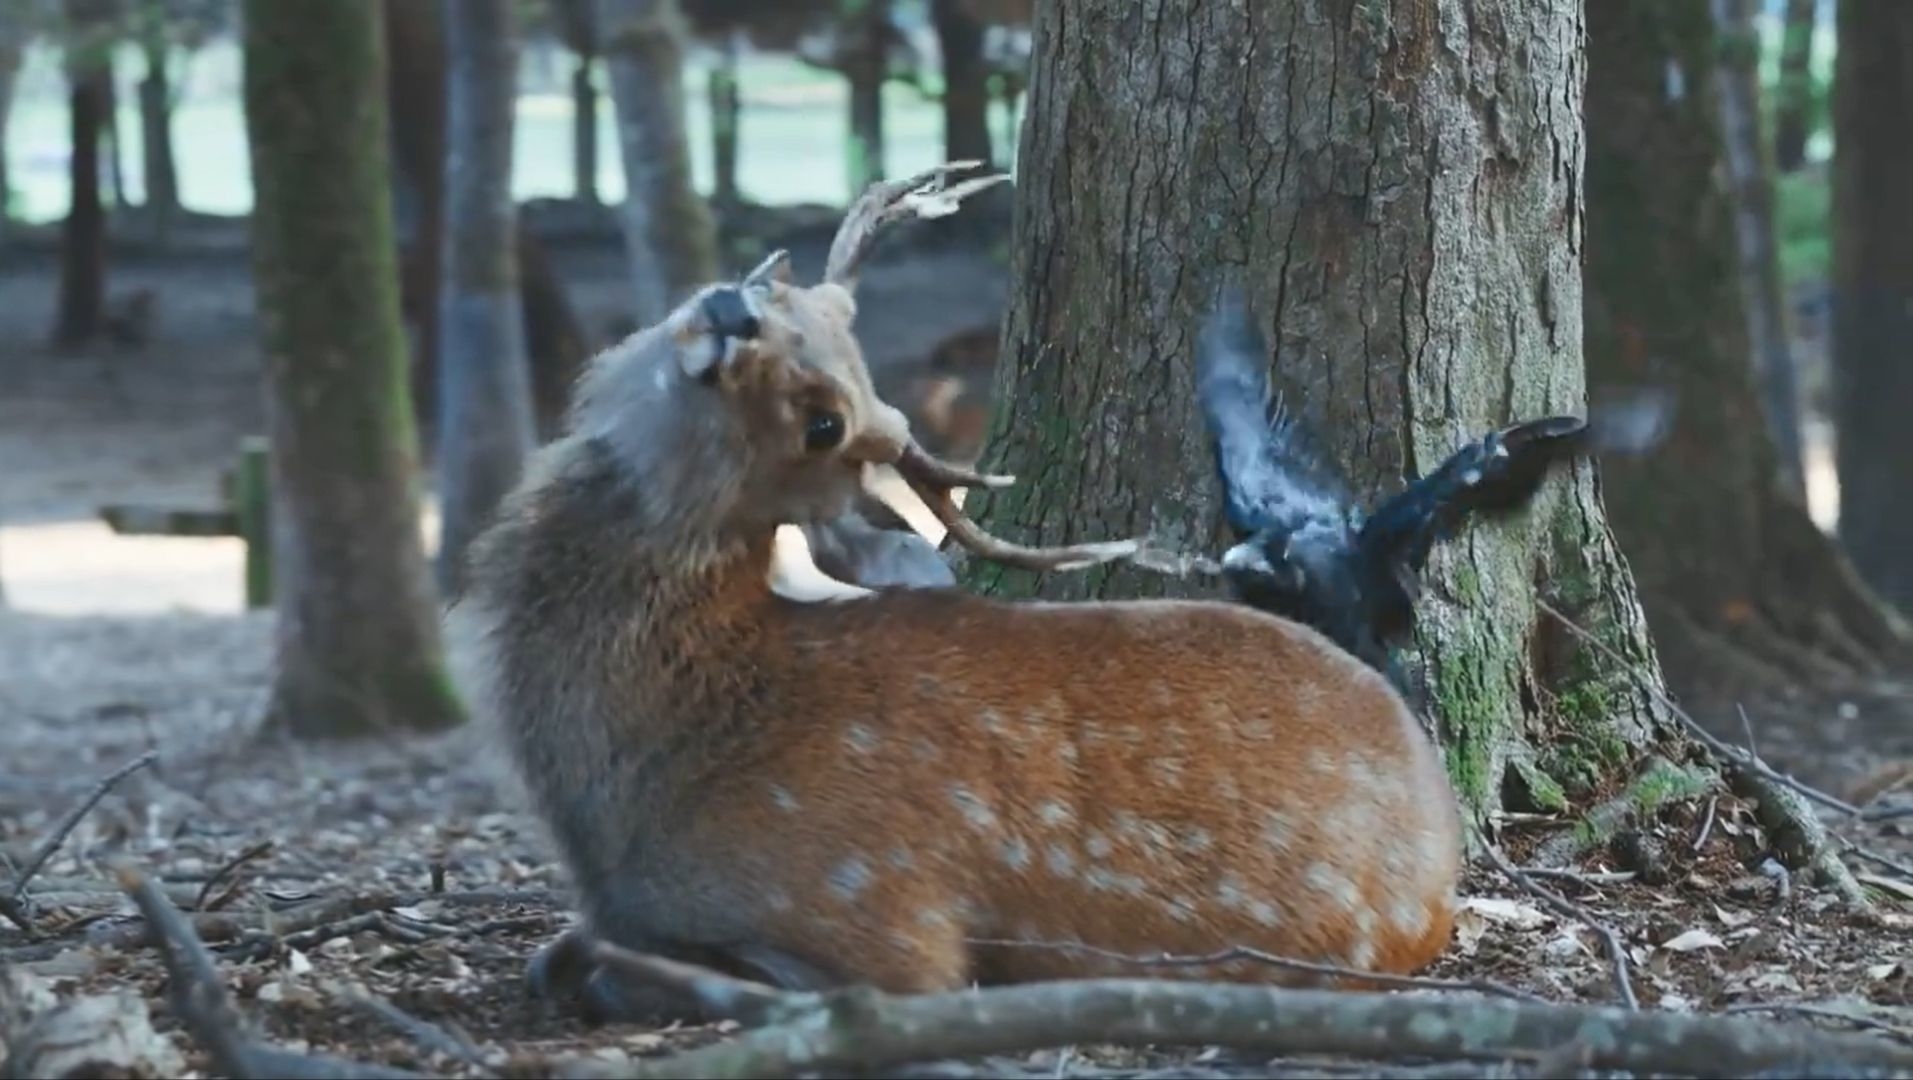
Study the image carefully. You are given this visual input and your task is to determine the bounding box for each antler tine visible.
[894,442,1142,574]
[823,160,1010,290]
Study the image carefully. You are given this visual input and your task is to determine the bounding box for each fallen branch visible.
[559,964,1913,1079]
[327,979,493,1071]
[195,839,276,913]
[115,863,422,1080]
[7,751,158,920]
[1478,841,1639,1010]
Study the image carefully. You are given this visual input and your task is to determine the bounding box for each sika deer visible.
[449,166,1463,1022]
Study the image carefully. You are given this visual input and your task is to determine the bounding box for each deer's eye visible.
[804,408,846,453]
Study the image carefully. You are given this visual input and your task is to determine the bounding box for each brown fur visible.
[451,265,1462,1000]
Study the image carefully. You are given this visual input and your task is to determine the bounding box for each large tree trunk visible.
[707,34,740,215]
[1711,0,1807,501]
[962,0,1679,827]
[596,0,715,325]
[138,36,181,228]
[572,53,600,204]
[52,53,110,348]
[102,64,129,214]
[385,0,450,444]
[1583,0,1908,718]
[1772,0,1818,173]
[436,0,539,594]
[1831,0,1913,615]
[931,0,990,166]
[843,0,888,193]
[241,0,463,738]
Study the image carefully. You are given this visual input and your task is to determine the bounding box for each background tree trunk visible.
[962,0,1680,827]
[1831,0,1913,614]
[1582,0,1907,722]
[436,0,538,594]
[138,35,180,229]
[102,65,129,213]
[596,0,715,325]
[385,0,449,444]
[516,224,590,440]
[843,0,887,193]
[708,33,740,214]
[0,21,21,230]
[241,0,463,738]
[931,0,990,166]
[53,52,110,348]
[572,54,600,204]
[1710,0,1806,501]
[1772,0,1818,173]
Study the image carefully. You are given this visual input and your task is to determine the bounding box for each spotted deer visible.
[448,165,1463,1021]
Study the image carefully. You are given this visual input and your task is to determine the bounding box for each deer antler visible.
[824,161,1010,290]
[894,443,1142,572]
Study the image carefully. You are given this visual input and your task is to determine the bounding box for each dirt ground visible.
[1,223,1909,1079]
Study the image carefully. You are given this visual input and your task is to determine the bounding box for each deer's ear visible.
[678,286,763,381]
[809,282,858,324]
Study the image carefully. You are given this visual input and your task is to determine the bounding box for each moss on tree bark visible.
[1582,0,1909,722]
[959,0,1680,828]
[242,0,463,738]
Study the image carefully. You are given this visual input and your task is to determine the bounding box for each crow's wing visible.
[1194,288,1356,544]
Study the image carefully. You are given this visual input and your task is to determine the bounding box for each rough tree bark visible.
[436,0,539,594]
[932,0,990,166]
[1711,0,1806,501]
[52,40,110,348]
[842,0,888,192]
[596,0,716,325]
[1772,0,1818,173]
[961,0,1681,827]
[385,0,450,441]
[1831,0,1913,614]
[241,0,464,738]
[137,31,181,228]
[1583,0,1908,712]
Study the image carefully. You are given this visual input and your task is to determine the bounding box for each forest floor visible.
[0,219,1909,1079]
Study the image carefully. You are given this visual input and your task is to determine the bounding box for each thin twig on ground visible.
[1478,840,1639,1010]
[9,750,158,907]
[115,863,422,1080]
[562,955,1913,1080]
[194,838,275,912]
[959,937,1547,1003]
[1722,1002,1913,1044]
[327,979,493,1071]
[1514,867,1639,887]
[1694,796,1719,852]
[590,940,799,1025]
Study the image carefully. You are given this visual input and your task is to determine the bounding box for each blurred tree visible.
[550,0,601,205]
[841,0,890,189]
[1772,0,1818,173]
[1711,0,1806,500]
[0,8,27,230]
[595,0,714,323]
[1583,0,1907,714]
[1831,0,1913,613]
[52,0,117,348]
[126,0,224,234]
[437,0,538,593]
[241,0,463,737]
[384,0,450,437]
[681,0,834,213]
[930,0,988,165]
[963,0,1679,827]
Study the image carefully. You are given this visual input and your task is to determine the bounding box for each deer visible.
[446,164,1464,1023]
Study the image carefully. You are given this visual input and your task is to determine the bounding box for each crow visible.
[1194,286,1673,686]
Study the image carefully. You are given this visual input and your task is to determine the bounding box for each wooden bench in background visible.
[98,436,273,610]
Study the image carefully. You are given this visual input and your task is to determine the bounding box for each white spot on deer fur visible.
[1249,900,1282,927]
[1165,897,1199,922]
[1045,843,1076,877]
[844,724,880,755]
[913,738,941,762]
[1059,742,1080,765]
[1151,759,1185,787]
[1085,833,1114,860]
[979,708,1007,735]
[1305,863,1362,911]
[1178,827,1214,854]
[1348,939,1378,970]
[949,785,998,831]
[1216,872,1251,911]
[1086,868,1147,895]
[1390,898,1425,934]
[769,785,800,813]
[1000,838,1031,870]
[1216,776,1241,801]
[1261,811,1296,853]
[1355,906,1378,936]
[916,907,954,928]
[828,856,873,900]
[887,847,916,870]
[1037,799,1073,827]
[766,888,794,912]
[1242,717,1273,740]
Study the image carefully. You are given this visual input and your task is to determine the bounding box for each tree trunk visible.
[962,0,1680,827]
[0,28,20,230]
[708,34,740,215]
[595,0,715,325]
[1772,0,1818,173]
[1831,0,1913,613]
[931,0,990,166]
[843,0,888,194]
[385,0,449,445]
[103,65,129,213]
[138,36,180,228]
[1710,0,1807,502]
[571,53,600,205]
[1582,0,1908,713]
[516,222,590,440]
[436,0,538,594]
[53,55,109,348]
[241,0,463,738]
